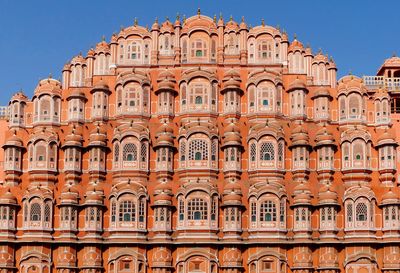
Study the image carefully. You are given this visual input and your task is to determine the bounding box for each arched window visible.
[119,200,135,222]
[188,139,208,161]
[260,142,275,161]
[123,143,137,161]
[356,203,367,222]
[348,93,362,119]
[260,201,276,222]
[187,198,208,220]
[30,203,41,221]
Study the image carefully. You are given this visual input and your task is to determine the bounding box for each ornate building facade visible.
[2,11,400,273]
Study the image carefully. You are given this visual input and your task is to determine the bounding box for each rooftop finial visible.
[219,12,223,20]
[197,7,201,16]
[348,69,352,75]
[134,17,138,26]
[293,33,297,40]
[213,14,217,23]
[241,16,245,23]
[261,19,265,26]
[318,47,322,54]
[230,15,233,21]
[48,73,52,79]
[120,25,124,31]
[393,51,397,57]
[183,14,186,23]
[166,16,169,21]
[276,24,280,31]
[176,13,180,21]
[101,35,105,42]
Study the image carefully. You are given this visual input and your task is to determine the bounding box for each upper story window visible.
[288,51,305,74]
[70,64,85,87]
[345,197,374,231]
[192,39,207,58]
[4,145,22,172]
[224,33,239,55]
[314,97,330,120]
[379,145,396,170]
[293,206,311,232]
[177,190,218,230]
[94,53,110,75]
[248,136,284,171]
[159,34,174,56]
[110,193,146,232]
[292,146,309,171]
[375,99,390,124]
[320,206,337,231]
[383,204,400,230]
[290,90,306,117]
[116,82,150,116]
[118,40,150,65]
[84,205,102,232]
[59,206,78,231]
[33,95,61,124]
[88,146,106,172]
[64,147,81,172]
[28,140,57,172]
[179,133,218,170]
[341,139,371,170]
[248,37,276,64]
[249,194,286,231]
[23,197,52,231]
[180,79,217,113]
[0,204,16,231]
[248,82,278,114]
[339,92,365,121]
[317,146,334,171]
[113,136,149,172]
[9,101,25,127]
[91,89,109,120]
[68,97,85,122]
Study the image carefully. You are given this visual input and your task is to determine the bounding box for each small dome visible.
[222,181,242,205]
[239,17,247,30]
[67,88,86,100]
[376,129,397,147]
[155,123,175,148]
[315,127,335,147]
[225,18,239,32]
[34,77,62,96]
[317,185,338,206]
[60,186,80,204]
[287,78,307,92]
[313,52,329,64]
[311,87,331,99]
[292,182,312,206]
[0,189,17,205]
[160,19,174,33]
[288,38,304,52]
[84,185,104,205]
[91,80,110,93]
[10,91,28,102]
[3,133,23,148]
[64,127,83,147]
[290,125,310,147]
[381,188,400,206]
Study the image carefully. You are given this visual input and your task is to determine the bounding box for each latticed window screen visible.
[180,140,186,161]
[356,203,367,221]
[347,203,353,221]
[119,200,135,222]
[251,202,256,221]
[211,139,217,161]
[189,140,208,160]
[111,202,116,222]
[187,198,208,220]
[179,199,184,220]
[30,203,41,221]
[139,199,145,222]
[260,142,275,161]
[250,143,256,161]
[280,200,285,222]
[260,200,276,222]
[44,203,51,222]
[140,143,147,162]
[278,142,283,162]
[114,143,119,162]
[123,143,137,161]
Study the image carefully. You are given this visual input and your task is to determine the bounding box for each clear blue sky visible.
[0,0,399,104]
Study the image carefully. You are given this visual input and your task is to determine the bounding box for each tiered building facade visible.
[2,11,400,273]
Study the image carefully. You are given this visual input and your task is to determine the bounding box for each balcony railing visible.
[363,76,400,91]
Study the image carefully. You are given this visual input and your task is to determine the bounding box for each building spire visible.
[197,7,201,16]
[134,17,138,26]
[261,19,265,26]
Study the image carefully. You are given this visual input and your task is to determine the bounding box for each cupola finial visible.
[101,35,105,42]
[134,17,138,26]
[197,8,201,16]
[176,13,180,21]
[261,19,265,26]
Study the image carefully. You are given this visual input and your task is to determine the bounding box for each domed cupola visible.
[3,131,24,183]
[221,69,242,114]
[376,129,398,179]
[62,125,84,174]
[222,179,243,236]
[291,181,313,237]
[154,122,175,173]
[32,77,62,125]
[9,91,28,127]
[287,78,308,118]
[87,125,108,177]
[90,79,111,121]
[83,183,104,235]
[0,188,18,234]
[156,69,177,115]
[288,37,304,53]
[317,185,339,235]
[380,188,400,233]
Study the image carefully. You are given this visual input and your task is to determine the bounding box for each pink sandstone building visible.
[2,11,400,273]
